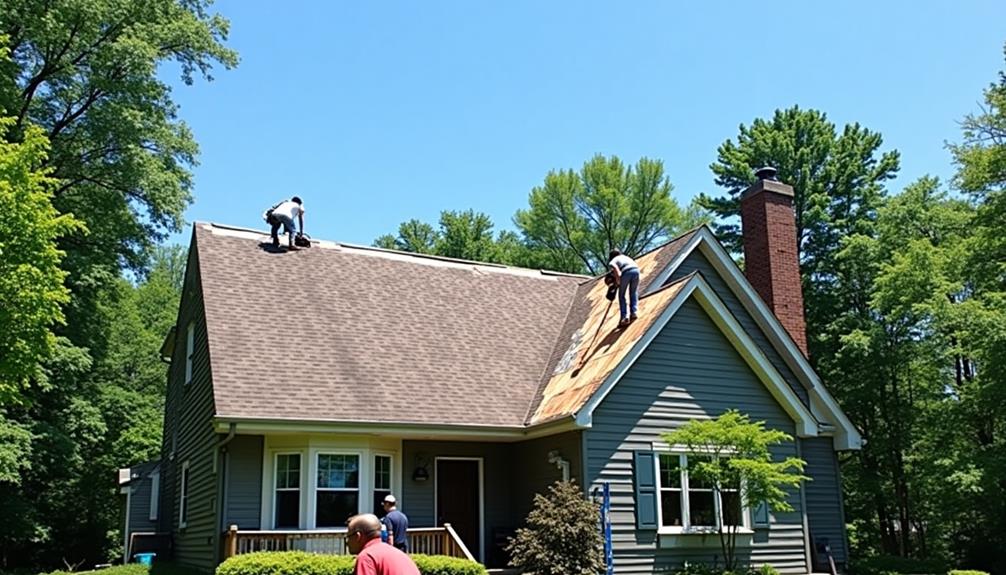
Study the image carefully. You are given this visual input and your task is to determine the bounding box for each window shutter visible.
[633,450,658,529]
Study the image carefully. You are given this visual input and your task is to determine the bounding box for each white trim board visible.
[575,273,819,438]
[643,226,861,450]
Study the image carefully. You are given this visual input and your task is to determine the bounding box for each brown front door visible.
[436,459,481,560]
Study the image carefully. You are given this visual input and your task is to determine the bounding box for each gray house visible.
[123,174,860,573]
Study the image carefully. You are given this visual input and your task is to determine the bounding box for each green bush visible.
[217,552,354,575]
[215,551,486,575]
[410,555,487,575]
[948,571,989,575]
[848,555,949,575]
[670,563,781,575]
[506,480,604,575]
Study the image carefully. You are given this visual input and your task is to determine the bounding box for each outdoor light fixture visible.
[412,454,430,482]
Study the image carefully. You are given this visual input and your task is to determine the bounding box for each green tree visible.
[516,154,702,274]
[374,218,438,253]
[0,0,237,272]
[704,107,900,355]
[506,480,604,575]
[661,410,807,571]
[0,117,81,406]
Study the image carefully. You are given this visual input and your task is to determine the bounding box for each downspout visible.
[547,450,570,482]
[797,438,813,573]
[123,487,132,564]
[214,423,237,565]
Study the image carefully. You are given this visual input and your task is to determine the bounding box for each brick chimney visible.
[740,167,808,356]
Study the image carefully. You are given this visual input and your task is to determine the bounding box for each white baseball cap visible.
[383,494,397,504]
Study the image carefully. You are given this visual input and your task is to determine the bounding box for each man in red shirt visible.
[346,514,420,575]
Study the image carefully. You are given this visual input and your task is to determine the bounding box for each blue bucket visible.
[134,553,156,566]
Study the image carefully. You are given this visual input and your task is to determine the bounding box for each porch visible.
[222,523,474,560]
[219,429,583,568]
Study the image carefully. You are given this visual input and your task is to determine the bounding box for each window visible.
[315,454,359,527]
[373,454,392,516]
[179,461,190,528]
[149,471,160,521]
[184,322,194,385]
[274,454,301,528]
[656,453,747,531]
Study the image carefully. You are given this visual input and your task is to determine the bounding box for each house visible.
[124,173,861,574]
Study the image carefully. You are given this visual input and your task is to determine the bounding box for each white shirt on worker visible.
[272,200,305,220]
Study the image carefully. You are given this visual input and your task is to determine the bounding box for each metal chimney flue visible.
[755,166,778,181]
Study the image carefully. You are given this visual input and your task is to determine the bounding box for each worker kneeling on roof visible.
[609,249,640,327]
[263,196,306,249]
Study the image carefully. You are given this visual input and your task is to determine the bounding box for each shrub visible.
[948,571,990,575]
[217,552,354,575]
[669,563,781,575]
[410,555,487,575]
[506,480,604,575]
[216,551,486,575]
[848,555,949,575]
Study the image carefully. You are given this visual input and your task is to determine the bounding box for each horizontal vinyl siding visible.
[225,435,263,529]
[586,298,809,574]
[802,437,847,565]
[667,250,810,406]
[128,473,160,536]
[160,243,220,573]
[510,431,583,526]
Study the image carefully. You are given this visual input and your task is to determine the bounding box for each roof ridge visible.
[197,221,591,279]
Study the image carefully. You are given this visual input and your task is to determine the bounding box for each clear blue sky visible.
[166,0,1006,246]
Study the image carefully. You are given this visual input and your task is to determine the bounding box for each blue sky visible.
[166,0,1006,246]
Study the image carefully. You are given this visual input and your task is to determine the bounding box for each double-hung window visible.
[274,453,301,528]
[315,453,359,527]
[373,454,392,516]
[656,452,746,531]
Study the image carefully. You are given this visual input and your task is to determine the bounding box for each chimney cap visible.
[755,166,778,181]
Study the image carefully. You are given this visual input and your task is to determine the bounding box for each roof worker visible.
[346,513,420,575]
[609,249,640,327]
[263,196,305,249]
[380,494,409,552]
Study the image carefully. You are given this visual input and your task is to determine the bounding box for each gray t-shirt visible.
[609,254,639,273]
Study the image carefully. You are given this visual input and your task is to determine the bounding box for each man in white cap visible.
[380,494,409,552]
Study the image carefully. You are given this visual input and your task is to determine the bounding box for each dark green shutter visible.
[633,450,658,529]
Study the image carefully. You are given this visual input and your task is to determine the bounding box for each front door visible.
[436,458,481,560]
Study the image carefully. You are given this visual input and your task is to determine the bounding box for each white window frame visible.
[313,451,362,528]
[273,452,303,529]
[149,471,160,521]
[654,450,752,534]
[184,322,194,385]
[179,460,191,529]
[373,453,393,514]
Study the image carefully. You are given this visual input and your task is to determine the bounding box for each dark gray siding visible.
[510,431,583,525]
[668,250,810,406]
[224,435,263,529]
[402,433,583,568]
[585,298,809,574]
[126,464,161,554]
[159,240,220,573]
[401,440,510,561]
[802,437,847,565]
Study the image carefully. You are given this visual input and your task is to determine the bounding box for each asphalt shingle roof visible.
[193,223,697,428]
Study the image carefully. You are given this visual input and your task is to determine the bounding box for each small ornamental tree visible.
[506,480,604,575]
[661,410,808,571]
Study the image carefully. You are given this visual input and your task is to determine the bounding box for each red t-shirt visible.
[354,539,420,575]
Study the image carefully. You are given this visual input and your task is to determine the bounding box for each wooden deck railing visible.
[223,524,475,562]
